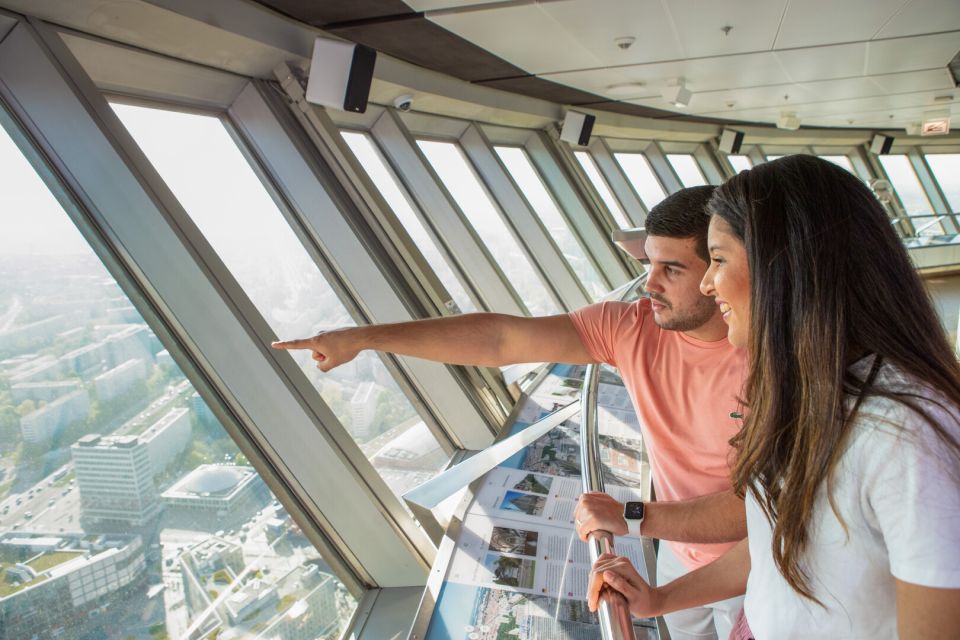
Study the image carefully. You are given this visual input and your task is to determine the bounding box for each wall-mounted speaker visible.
[560,111,596,146]
[870,134,894,155]
[718,129,745,154]
[306,38,377,113]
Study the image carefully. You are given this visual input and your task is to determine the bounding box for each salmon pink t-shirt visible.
[569,298,746,569]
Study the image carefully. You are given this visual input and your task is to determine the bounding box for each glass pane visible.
[613,152,668,209]
[0,114,356,639]
[573,151,632,229]
[417,140,560,316]
[819,155,855,173]
[727,155,753,172]
[341,131,476,313]
[925,154,960,213]
[112,104,449,500]
[666,154,708,187]
[496,146,607,300]
[878,154,942,235]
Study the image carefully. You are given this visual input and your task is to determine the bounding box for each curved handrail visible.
[580,362,637,640]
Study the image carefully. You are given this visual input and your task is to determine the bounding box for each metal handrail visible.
[580,362,637,640]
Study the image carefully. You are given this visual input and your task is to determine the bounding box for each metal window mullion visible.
[229,83,504,453]
[694,142,726,185]
[460,124,590,311]
[0,17,431,587]
[909,149,955,233]
[254,73,513,438]
[371,109,528,317]
[0,98,373,597]
[589,137,647,227]
[865,143,915,237]
[525,132,636,287]
[746,145,766,167]
[848,146,877,185]
[645,141,684,193]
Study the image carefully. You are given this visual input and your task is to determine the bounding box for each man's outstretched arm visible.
[272,313,596,371]
[575,489,746,544]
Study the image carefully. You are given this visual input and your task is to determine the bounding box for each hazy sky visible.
[0,122,90,256]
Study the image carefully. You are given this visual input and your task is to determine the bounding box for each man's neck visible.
[681,314,730,342]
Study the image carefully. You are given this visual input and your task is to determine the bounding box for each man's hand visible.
[575,492,627,541]
[272,328,360,372]
[588,553,660,616]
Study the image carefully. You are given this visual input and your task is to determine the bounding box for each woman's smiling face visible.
[701,215,751,349]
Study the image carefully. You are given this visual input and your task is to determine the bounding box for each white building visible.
[104,324,153,367]
[141,407,191,475]
[350,381,381,441]
[161,464,265,516]
[19,389,90,444]
[71,434,160,527]
[11,379,81,403]
[93,358,148,402]
[0,532,146,640]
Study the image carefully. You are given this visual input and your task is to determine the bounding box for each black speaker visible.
[560,111,596,146]
[870,134,894,155]
[306,38,377,113]
[718,129,744,154]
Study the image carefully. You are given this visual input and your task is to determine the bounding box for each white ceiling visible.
[406,0,960,129]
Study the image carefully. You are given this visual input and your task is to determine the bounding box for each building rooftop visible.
[164,464,255,498]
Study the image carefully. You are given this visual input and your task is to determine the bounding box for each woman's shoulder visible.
[848,360,960,462]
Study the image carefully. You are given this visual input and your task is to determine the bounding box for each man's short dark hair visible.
[644,185,715,262]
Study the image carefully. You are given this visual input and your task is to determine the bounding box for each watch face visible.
[624,501,644,520]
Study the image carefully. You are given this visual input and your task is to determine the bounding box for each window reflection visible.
[418,139,560,316]
[112,104,449,502]
[878,154,942,235]
[665,154,707,187]
[925,154,960,214]
[496,146,606,300]
[341,131,476,314]
[613,153,668,210]
[573,151,633,229]
[0,114,356,639]
[727,155,752,173]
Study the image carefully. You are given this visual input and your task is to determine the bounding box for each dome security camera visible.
[393,94,414,112]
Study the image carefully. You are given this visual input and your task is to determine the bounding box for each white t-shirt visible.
[744,358,960,639]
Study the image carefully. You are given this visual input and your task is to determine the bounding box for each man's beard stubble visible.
[649,293,716,332]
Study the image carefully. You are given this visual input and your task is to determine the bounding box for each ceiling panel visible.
[774,0,906,49]
[538,0,685,68]
[543,51,790,95]
[868,68,956,93]
[775,43,867,82]
[865,31,960,75]
[427,4,605,74]
[674,84,803,115]
[873,0,960,38]
[327,18,527,83]
[664,0,787,58]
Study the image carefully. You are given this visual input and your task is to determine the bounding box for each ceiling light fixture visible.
[777,112,801,130]
[614,36,636,50]
[662,79,692,108]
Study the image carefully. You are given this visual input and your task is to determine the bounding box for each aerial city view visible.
[0,251,371,639]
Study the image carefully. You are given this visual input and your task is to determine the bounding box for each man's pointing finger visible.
[271,338,313,350]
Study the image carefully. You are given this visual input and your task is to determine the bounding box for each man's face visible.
[642,234,719,332]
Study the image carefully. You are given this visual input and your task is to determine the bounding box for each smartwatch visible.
[623,501,645,537]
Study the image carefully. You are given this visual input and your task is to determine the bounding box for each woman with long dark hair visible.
[589,155,960,637]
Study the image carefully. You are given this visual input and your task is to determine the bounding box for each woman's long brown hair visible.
[708,154,960,603]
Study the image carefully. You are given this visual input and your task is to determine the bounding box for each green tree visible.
[16,399,35,416]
